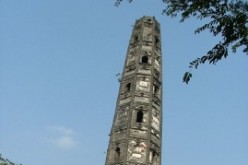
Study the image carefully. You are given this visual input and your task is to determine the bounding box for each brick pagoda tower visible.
[105,16,163,165]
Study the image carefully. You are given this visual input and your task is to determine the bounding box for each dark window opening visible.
[142,56,149,64]
[155,36,160,45]
[153,85,159,94]
[134,35,139,42]
[125,83,131,92]
[136,111,143,123]
[115,147,120,161]
[152,151,156,165]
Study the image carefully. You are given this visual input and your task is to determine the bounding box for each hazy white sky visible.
[0,0,247,165]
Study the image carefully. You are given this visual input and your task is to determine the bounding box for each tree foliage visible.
[115,0,248,84]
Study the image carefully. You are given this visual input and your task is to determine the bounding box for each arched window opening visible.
[134,35,139,42]
[155,36,160,45]
[115,147,120,161]
[142,56,149,64]
[152,151,158,165]
[153,85,159,94]
[125,82,131,92]
[136,111,143,123]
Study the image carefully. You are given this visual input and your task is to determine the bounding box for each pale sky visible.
[0,0,248,165]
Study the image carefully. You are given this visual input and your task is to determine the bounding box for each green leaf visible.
[183,72,192,84]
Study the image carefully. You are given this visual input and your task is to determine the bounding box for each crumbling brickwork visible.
[105,16,163,165]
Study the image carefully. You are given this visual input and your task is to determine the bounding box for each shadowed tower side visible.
[105,16,163,165]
